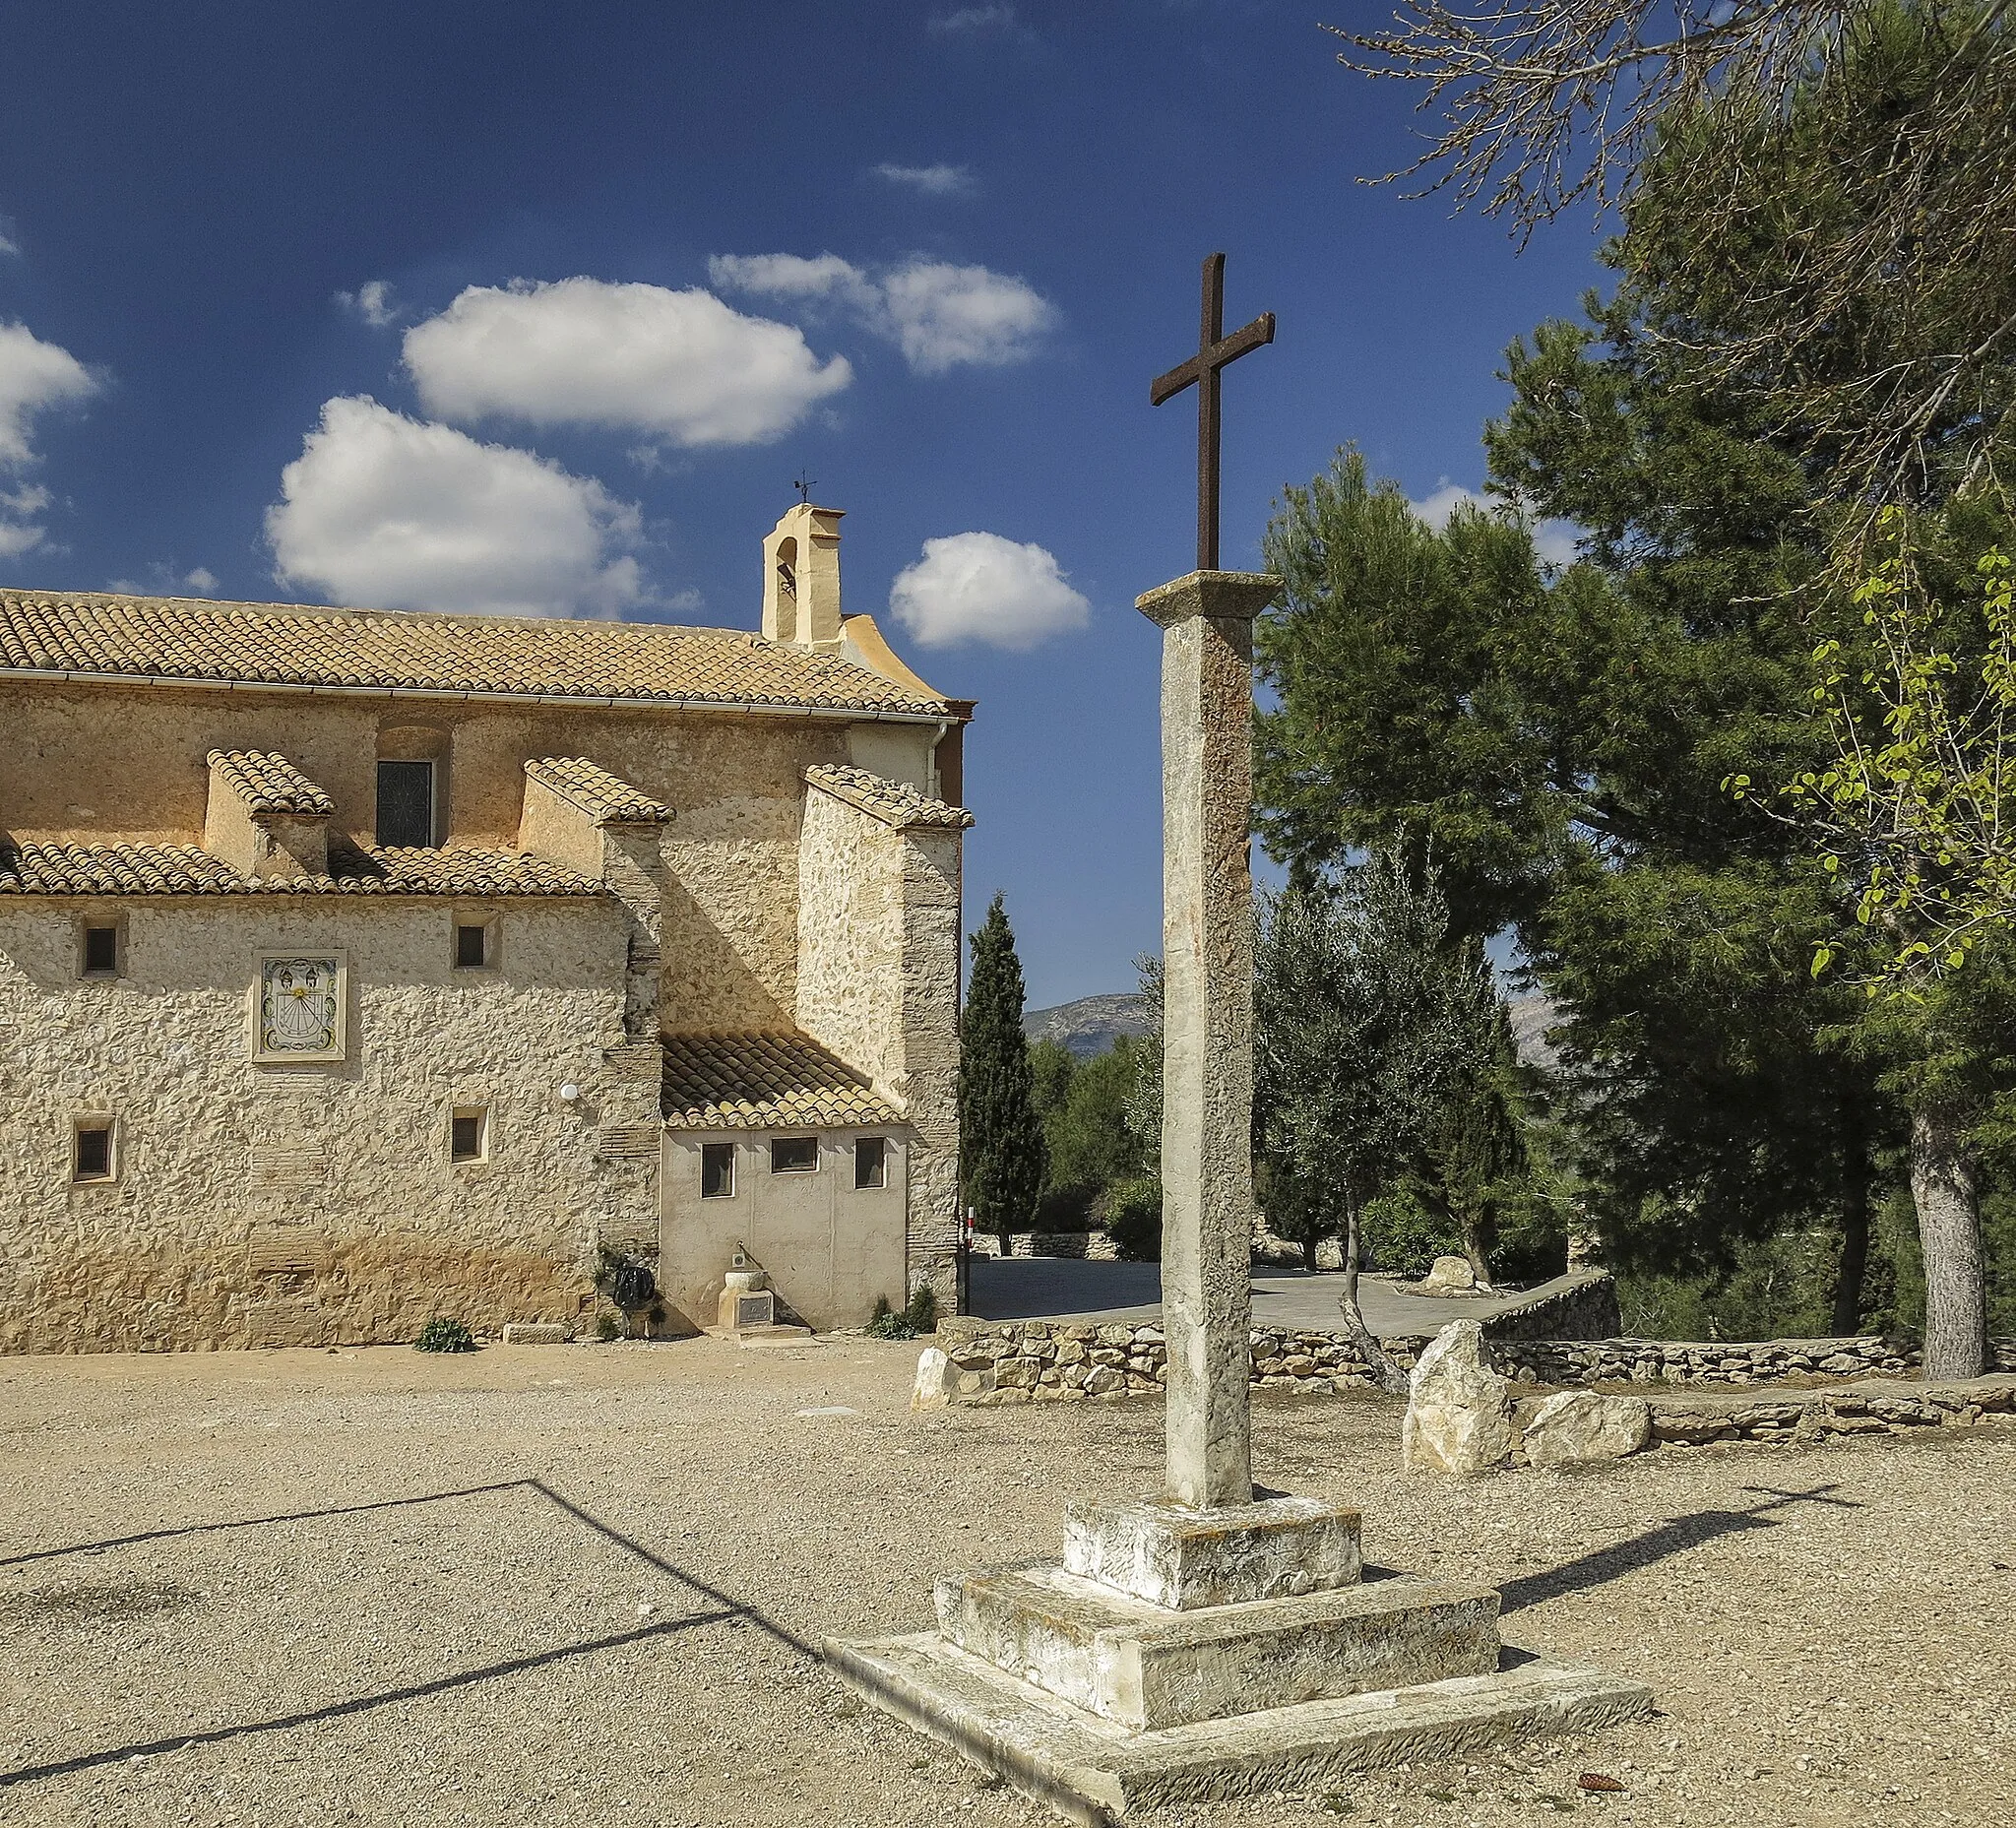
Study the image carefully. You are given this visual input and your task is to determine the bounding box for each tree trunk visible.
[1830,1106,1871,1338]
[1340,1205,1411,1397]
[1909,1104,1986,1381]
[1461,1206,1498,1293]
[1299,1232,1317,1272]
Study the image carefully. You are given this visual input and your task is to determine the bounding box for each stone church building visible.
[0,502,973,1352]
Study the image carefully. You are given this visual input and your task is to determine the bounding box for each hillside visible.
[1022,993,1152,1059]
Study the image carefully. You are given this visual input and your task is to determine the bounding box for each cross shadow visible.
[1496,1483,1862,1614]
[0,1477,813,1794]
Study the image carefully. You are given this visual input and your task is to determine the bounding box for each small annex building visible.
[0,501,973,1352]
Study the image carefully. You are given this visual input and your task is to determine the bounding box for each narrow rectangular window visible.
[854,1136,888,1190]
[454,922,489,969]
[73,1122,113,1182]
[81,924,119,977]
[700,1141,736,1198]
[451,1108,487,1164]
[376,760,434,849]
[770,1136,818,1174]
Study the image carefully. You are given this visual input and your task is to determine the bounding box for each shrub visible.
[413,1317,477,1354]
[862,1286,940,1340]
[1102,1177,1163,1262]
[1360,1187,1461,1280]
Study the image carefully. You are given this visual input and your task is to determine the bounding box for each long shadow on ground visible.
[0,1478,813,1795]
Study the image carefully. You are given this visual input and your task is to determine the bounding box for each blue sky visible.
[0,1,1607,1007]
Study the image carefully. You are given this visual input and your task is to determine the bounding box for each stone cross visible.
[1140,254,1279,1511]
[1151,253,1276,573]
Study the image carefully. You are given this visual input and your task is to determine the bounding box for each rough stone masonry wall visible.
[934,1317,2016,1406]
[0,896,646,1352]
[795,786,964,1312]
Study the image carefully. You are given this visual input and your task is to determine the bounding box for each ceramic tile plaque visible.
[253,954,346,1063]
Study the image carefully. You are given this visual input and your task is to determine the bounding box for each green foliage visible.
[863,1287,940,1340]
[413,1317,476,1354]
[1102,1177,1163,1262]
[1746,507,2016,990]
[959,893,1047,1237]
[1253,851,1492,1261]
[1029,1037,1150,1229]
[1359,1186,1461,1280]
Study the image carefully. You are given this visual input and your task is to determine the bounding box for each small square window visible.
[701,1141,736,1198]
[770,1136,818,1174]
[451,1108,487,1164]
[454,922,489,969]
[73,1122,113,1182]
[81,924,119,977]
[854,1136,889,1190]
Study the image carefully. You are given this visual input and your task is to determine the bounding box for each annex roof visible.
[206,749,336,817]
[0,590,957,720]
[803,764,975,831]
[524,757,670,826]
[661,1030,902,1131]
[0,841,600,898]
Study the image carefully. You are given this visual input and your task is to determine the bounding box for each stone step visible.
[935,1561,1500,1731]
[825,1630,1656,1826]
[1063,1492,1361,1609]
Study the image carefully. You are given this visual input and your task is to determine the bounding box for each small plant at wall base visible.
[863,1287,939,1339]
[413,1317,477,1353]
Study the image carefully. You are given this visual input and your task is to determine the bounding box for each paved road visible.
[966,1257,1558,1338]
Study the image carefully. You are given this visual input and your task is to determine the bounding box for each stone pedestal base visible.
[828,1494,1651,1824]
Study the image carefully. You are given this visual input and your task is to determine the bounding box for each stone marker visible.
[1420,1253,1480,1295]
[1403,1320,1518,1478]
[826,256,1650,1823]
[1523,1390,1652,1468]
[913,1346,954,1411]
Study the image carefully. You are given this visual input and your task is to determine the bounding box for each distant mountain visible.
[1507,991,1562,1070]
[1023,993,1152,1059]
[1024,988,1561,1068]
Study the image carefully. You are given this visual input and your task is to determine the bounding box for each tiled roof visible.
[661,1030,902,1130]
[0,841,601,898]
[804,764,974,831]
[0,590,954,718]
[206,749,335,817]
[525,757,669,825]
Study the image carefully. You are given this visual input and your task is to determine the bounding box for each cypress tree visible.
[960,893,1048,1241]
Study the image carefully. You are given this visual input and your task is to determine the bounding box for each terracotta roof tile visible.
[661,1030,902,1130]
[525,757,669,825]
[206,749,336,816]
[804,763,974,830]
[0,841,600,898]
[0,589,953,717]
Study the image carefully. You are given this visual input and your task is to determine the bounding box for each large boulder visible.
[1402,1320,1516,1476]
[913,1347,955,1411]
[1419,1254,1480,1294]
[1523,1391,1652,1468]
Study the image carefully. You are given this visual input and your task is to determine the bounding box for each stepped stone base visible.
[829,1491,1651,1823]
[826,1634,1654,1825]
[935,1562,1499,1731]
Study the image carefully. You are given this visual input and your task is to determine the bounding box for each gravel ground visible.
[0,1340,2010,1828]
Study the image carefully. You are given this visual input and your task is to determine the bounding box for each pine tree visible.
[959,894,1048,1240]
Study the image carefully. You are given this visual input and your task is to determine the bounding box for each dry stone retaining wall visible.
[934,1316,2016,1408]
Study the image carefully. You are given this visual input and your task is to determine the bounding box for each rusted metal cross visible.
[1151,253,1275,573]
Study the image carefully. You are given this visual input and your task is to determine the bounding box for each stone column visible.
[1137,569,1278,1511]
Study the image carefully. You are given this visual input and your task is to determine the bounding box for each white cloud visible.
[889,531,1089,651]
[337,280,400,327]
[0,322,100,471]
[711,252,1054,374]
[0,485,53,559]
[1409,477,1581,571]
[0,321,102,561]
[403,277,851,449]
[182,566,220,593]
[266,396,648,619]
[0,233,18,259]
[871,162,976,197]
[929,5,1024,33]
